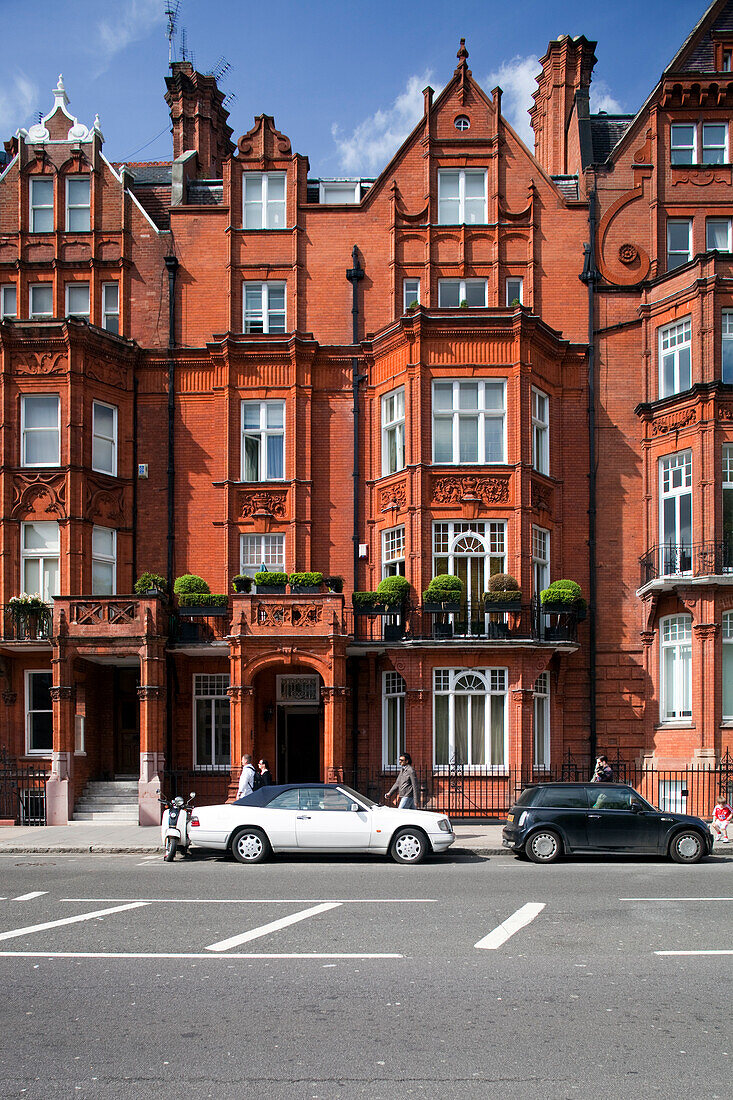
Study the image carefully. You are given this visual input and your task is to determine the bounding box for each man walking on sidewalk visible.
[386,752,419,809]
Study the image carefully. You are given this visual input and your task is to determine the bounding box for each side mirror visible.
[349,802,361,812]
[189,791,196,799]
[630,801,642,813]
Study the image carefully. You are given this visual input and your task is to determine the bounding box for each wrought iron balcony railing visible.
[639,541,733,588]
[1,604,53,642]
[348,597,580,645]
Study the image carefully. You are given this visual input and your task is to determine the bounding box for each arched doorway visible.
[252,667,323,783]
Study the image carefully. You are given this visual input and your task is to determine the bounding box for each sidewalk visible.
[0,821,508,856]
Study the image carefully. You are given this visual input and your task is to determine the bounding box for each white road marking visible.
[206,902,342,952]
[0,950,401,960]
[61,897,436,905]
[621,897,733,902]
[474,902,546,950]
[656,950,733,956]
[0,902,147,942]
[13,892,47,901]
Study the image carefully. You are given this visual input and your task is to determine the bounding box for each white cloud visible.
[590,82,624,115]
[0,73,38,136]
[484,55,539,148]
[332,71,439,175]
[94,0,164,74]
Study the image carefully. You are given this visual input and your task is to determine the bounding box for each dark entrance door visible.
[114,668,139,776]
[281,708,320,783]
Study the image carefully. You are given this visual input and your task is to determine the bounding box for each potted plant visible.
[376,576,411,640]
[482,573,522,612]
[134,572,167,596]
[177,592,230,616]
[408,300,419,311]
[423,574,463,613]
[324,575,344,593]
[254,570,288,594]
[352,588,403,615]
[9,593,50,640]
[232,574,253,594]
[288,571,324,594]
[540,579,587,618]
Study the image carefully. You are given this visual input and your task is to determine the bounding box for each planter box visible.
[289,584,323,594]
[433,621,454,639]
[178,604,229,617]
[483,597,521,612]
[542,600,584,617]
[383,622,404,642]
[424,601,461,613]
[256,585,286,594]
[354,603,392,616]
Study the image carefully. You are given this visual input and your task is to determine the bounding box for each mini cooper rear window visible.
[535,787,590,809]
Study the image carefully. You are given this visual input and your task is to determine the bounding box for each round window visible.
[454,115,470,131]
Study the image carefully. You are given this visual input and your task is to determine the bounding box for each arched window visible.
[454,115,470,131]
[433,667,507,767]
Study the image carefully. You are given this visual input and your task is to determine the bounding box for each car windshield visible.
[337,785,375,808]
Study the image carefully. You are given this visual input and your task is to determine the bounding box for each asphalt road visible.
[0,849,731,1100]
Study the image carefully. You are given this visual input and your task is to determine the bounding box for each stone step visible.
[84,782,139,793]
[74,811,140,823]
[75,802,139,813]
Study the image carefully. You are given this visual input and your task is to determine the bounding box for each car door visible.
[255,788,299,849]
[586,786,663,852]
[295,787,373,851]
[536,786,590,849]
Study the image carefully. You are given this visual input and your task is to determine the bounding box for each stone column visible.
[227,683,254,800]
[511,686,535,782]
[693,622,718,765]
[47,683,74,825]
[323,685,347,781]
[138,643,166,826]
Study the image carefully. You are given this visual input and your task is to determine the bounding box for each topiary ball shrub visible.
[376,575,411,605]
[423,574,464,605]
[174,574,210,595]
[134,572,167,595]
[488,573,520,593]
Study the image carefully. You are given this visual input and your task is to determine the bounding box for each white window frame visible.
[723,312,733,383]
[1,284,17,319]
[723,612,733,721]
[706,217,731,252]
[91,525,116,595]
[382,526,406,578]
[240,532,285,577]
[29,283,53,319]
[382,671,406,769]
[243,172,287,230]
[102,282,119,334]
[531,387,549,474]
[193,673,231,770]
[381,387,405,475]
[437,279,487,308]
[659,450,693,575]
[533,672,550,769]
[25,670,53,755]
[531,526,550,596]
[92,400,118,476]
[30,177,53,232]
[667,219,692,270]
[660,614,692,722]
[21,394,60,467]
[21,521,59,603]
[702,122,728,164]
[432,378,506,465]
[65,282,90,320]
[241,400,285,481]
[403,278,420,311]
[670,124,696,165]
[658,317,692,397]
[437,168,487,225]
[724,444,733,574]
[65,176,90,232]
[506,277,523,306]
[433,667,508,770]
[243,281,286,334]
[433,521,506,629]
[319,181,360,204]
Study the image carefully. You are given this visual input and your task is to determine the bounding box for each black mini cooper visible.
[502,782,713,864]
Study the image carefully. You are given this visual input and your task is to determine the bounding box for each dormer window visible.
[319,181,360,204]
[243,173,286,230]
[454,115,470,131]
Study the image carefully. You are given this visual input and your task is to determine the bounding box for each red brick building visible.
[1,2,732,825]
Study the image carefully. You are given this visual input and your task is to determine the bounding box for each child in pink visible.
[711,795,732,842]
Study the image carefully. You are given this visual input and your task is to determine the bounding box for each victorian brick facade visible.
[1,2,732,824]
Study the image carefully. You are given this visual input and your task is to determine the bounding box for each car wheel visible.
[231,827,269,864]
[669,830,705,864]
[164,836,177,862]
[526,829,562,864]
[390,827,427,865]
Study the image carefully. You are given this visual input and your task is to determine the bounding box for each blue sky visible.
[0,0,709,175]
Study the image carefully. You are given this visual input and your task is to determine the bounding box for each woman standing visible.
[258,758,273,786]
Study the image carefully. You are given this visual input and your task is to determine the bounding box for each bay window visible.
[659,317,691,397]
[92,401,117,476]
[382,526,405,577]
[432,379,505,464]
[240,533,285,578]
[241,400,285,481]
[22,394,60,466]
[434,667,507,768]
[438,279,487,308]
[660,614,692,722]
[531,387,549,474]
[381,388,405,474]
[723,312,733,383]
[724,445,733,567]
[531,526,550,595]
[659,451,692,575]
[21,521,59,602]
[91,526,116,595]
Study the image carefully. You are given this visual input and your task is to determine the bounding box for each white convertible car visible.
[188,783,455,864]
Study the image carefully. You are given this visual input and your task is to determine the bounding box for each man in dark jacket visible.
[386,752,419,808]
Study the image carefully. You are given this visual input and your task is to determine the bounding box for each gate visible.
[0,747,47,825]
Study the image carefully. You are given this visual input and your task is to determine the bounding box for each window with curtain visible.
[660,615,692,722]
[381,388,405,475]
[241,400,285,480]
[22,394,60,466]
[240,533,285,577]
[382,671,406,768]
[433,667,507,768]
[194,674,231,769]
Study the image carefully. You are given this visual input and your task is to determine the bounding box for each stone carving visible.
[651,408,696,435]
[237,115,292,158]
[671,170,731,187]
[15,352,67,376]
[87,484,125,523]
[432,475,509,506]
[719,406,733,422]
[238,489,287,519]
[84,358,128,390]
[72,601,138,626]
[11,474,67,518]
[380,483,406,511]
[256,603,323,629]
[531,481,552,512]
[618,243,639,265]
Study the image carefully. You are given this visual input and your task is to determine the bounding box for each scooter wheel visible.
[164,836,177,862]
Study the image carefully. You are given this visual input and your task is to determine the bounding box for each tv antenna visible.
[165,1,180,65]
[210,57,231,82]
[180,27,194,67]
[222,92,238,109]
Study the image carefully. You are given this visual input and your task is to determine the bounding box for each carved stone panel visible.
[11,473,67,518]
[15,352,68,376]
[238,489,288,520]
[432,475,510,506]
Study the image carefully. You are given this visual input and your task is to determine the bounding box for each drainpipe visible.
[580,187,598,767]
[164,253,179,772]
[346,246,365,778]
[132,372,138,583]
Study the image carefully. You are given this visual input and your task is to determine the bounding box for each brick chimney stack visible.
[164,61,234,176]
[529,35,597,176]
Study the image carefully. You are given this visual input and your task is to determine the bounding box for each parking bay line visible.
[656,950,733,956]
[621,897,733,902]
[0,950,402,960]
[206,902,342,952]
[474,902,546,950]
[13,891,47,901]
[0,902,148,942]
[61,898,437,905]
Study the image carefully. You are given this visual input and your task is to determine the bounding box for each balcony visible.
[0,604,53,648]
[348,599,580,647]
[52,595,168,640]
[639,542,733,592]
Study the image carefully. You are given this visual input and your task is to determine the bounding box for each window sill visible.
[432,766,508,776]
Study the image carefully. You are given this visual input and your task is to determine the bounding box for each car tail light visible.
[190,816,200,827]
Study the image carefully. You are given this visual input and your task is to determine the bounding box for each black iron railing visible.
[161,768,232,806]
[1,604,52,643]
[348,597,580,645]
[640,541,733,587]
[0,747,47,824]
